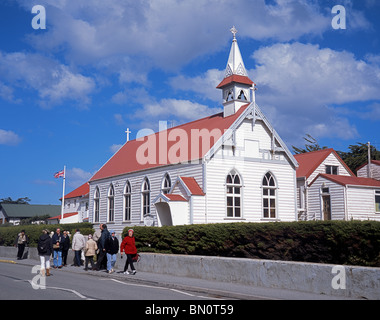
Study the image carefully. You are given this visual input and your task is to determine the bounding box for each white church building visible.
[88,29,299,232]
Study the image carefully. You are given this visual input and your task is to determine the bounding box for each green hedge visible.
[123,221,380,267]
[0,223,94,248]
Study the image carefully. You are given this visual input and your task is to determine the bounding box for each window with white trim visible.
[375,191,380,213]
[124,181,131,221]
[262,172,277,218]
[142,178,150,216]
[94,187,100,223]
[226,170,242,218]
[108,184,115,222]
[162,174,171,195]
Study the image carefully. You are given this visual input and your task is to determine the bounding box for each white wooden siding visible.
[357,164,380,181]
[308,176,346,220]
[89,162,203,233]
[307,153,352,184]
[346,187,380,221]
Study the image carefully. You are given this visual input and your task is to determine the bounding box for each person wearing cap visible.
[120,229,137,275]
[104,230,119,274]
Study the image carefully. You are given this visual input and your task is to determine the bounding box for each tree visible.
[292,134,328,154]
[337,143,380,174]
[0,197,31,204]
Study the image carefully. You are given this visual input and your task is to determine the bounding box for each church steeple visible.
[217,26,256,117]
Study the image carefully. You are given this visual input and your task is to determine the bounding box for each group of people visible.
[36,224,138,276]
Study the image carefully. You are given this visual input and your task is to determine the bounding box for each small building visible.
[357,160,380,181]
[308,174,380,221]
[0,203,61,225]
[294,148,355,220]
[48,182,89,224]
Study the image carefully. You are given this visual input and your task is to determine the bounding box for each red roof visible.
[311,174,380,188]
[61,182,89,200]
[165,194,188,202]
[180,176,205,196]
[294,148,354,179]
[90,105,249,182]
[216,75,254,89]
[356,160,380,173]
[48,212,78,220]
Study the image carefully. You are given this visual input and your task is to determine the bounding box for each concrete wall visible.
[1,247,379,299]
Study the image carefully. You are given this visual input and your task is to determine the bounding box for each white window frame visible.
[141,177,150,220]
[161,173,171,195]
[93,187,100,223]
[375,190,380,213]
[262,172,277,219]
[225,169,243,219]
[108,184,115,222]
[123,181,132,222]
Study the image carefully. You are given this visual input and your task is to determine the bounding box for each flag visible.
[54,169,65,178]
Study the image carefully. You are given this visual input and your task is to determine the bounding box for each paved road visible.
[0,262,216,300]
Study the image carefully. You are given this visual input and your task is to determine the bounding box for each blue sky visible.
[0,0,379,205]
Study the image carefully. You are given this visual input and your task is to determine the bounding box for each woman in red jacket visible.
[120,229,137,275]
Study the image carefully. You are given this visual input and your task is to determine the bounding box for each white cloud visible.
[65,167,93,189]
[136,98,222,122]
[0,129,21,146]
[171,42,380,144]
[169,69,224,102]
[0,51,95,107]
[18,0,334,72]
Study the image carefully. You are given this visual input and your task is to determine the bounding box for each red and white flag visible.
[54,169,65,178]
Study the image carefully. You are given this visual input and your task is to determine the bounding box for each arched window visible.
[124,181,131,221]
[108,184,115,222]
[238,90,247,101]
[226,170,242,218]
[142,178,150,217]
[226,89,234,102]
[162,173,171,194]
[94,187,100,223]
[262,172,277,218]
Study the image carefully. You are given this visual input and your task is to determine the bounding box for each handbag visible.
[53,244,60,249]
[132,253,140,262]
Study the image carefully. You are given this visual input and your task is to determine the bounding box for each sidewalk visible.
[0,256,357,300]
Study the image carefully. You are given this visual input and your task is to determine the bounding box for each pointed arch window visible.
[124,181,131,221]
[108,184,115,222]
[226,170,242,218]
[142,178,150,217]
[93,187,100,223]
[238,90,247,101]
[162,173,171,195]
[262,172,277,218]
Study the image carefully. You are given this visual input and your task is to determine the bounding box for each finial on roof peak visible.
[230,26,238,41]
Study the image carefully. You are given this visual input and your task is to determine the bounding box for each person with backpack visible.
[37,229,53,276]
[120,229,137,275]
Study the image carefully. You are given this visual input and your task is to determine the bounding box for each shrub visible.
[0,222,94,247]
[123,221,380,267]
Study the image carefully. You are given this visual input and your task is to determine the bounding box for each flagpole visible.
[61,165,66,221]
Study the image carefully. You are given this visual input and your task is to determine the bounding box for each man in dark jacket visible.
[51,228,64,268]
[94,224,110,271]
[104,230,119,274]
[62,230,71,266]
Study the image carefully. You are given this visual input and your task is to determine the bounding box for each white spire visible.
[224,26,248,78]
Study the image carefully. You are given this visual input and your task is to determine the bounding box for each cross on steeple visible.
[125,128,131,142]
[230,26,238,41]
